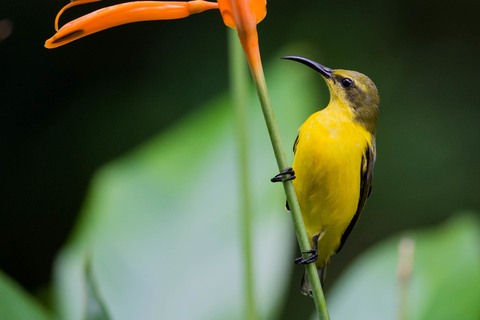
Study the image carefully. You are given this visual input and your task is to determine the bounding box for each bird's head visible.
[282,56,380,135]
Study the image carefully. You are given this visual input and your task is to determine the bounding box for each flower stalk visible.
[243,46,331,320]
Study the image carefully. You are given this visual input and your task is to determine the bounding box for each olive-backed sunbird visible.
[272,56,380,296]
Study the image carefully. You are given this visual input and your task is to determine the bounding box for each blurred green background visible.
[1,0,479,319]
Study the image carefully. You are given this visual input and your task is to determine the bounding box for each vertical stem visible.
[237,30,330,320]
[228,28,258,320]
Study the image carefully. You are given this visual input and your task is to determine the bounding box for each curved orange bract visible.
[45,1,219,49]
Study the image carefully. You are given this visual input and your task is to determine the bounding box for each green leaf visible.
[53,55,321,320]
[0,269,54,320]
[323,213,480,320]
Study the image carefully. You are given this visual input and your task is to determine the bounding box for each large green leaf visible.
[52,55,321,320]
[0,269,54,320]
[323,214,480,320]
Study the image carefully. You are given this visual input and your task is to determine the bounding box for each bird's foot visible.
[294,249,318,265]
[293,230,325,265]
[271,167,295,183]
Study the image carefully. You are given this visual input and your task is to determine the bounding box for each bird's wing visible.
[335,140,376,253]
[293,134,299,154]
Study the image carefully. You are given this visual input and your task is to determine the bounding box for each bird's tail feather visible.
[300,266,327,297]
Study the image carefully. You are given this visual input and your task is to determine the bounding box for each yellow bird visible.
[272,56,380,295]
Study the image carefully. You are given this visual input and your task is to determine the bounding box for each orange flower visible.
[45,1,219,49]
[45,0,266,74]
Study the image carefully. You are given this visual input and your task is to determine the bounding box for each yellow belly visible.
[292,108,372,268]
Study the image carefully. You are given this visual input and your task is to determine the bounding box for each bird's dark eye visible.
[341,78,354,88]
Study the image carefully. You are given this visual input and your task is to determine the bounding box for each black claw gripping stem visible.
[271,167,296,183]
[294,231,325,265]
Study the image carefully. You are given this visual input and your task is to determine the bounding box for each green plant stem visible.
[247,51,331,320]
[228,29,258,320]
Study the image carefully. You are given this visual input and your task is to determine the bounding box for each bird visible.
[271,56,380,296]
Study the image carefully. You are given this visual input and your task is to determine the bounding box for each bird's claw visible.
[271,167,296,183]
[294,249,318,265]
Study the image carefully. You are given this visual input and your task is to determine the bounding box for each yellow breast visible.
[292,105,372,267]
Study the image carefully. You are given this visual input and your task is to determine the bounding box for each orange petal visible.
[45,1,219,49]
[217,0,266,30]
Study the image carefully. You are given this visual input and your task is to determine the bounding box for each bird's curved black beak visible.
[281,56,333,79]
